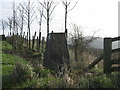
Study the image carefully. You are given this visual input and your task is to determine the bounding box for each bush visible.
[89,67,103,75]
[11,62,35,84]
[88,74,115,88]
[18,78,41,88]
[2,74,13,88]
[71,74,115,88]
[34,67,52,78]
[47,77,70,88]
[2,41,12,51]
[108,73,120,88]
[78,76,89,88]
[19,77,70,88]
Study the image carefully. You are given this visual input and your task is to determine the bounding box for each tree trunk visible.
[3,29,4,35]
[28,0,31,50]
[10,28,11,36]
[47,9,49,41]
[28,21,31,49]
[65,5,67,37]
[38,32,41,52]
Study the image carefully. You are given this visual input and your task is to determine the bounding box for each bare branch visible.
[62,0,66,6]
[23,15,28,20]
[6,18,12,28]
[30,17,36,25]
[38,0,58,35]
[37,7,44,17]
[31,10,35,19]
[43,14,47,20]
[48,0,54,9]
[30,2,34,8]
[1,19,7,34]
[67,1,78,12]
[49,2,59,16]
[67,1,71,6]
[23,2,28,10]
[30,6,35,13]
[38,0,47,10]
[19,3,28,13]
[37,7,44,24]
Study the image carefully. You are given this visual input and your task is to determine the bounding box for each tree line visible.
[0,0,78,50]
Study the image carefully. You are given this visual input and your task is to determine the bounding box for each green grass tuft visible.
[1,41,12,51]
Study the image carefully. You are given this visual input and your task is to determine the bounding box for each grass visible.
[1,41,12,51]
[1,40,27,75]
[1,41,33,88]
[2,52,30,88]
[2,53,28,76]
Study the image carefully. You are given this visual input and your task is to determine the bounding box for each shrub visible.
[108,73,120,88]
[20,77,70,88]
[89,67,103,75]
[19,78,41,88]
[47,77,70,88]
[72,74,115,88]
[34,67,52,78]
[2,41,12,51]
[78,76,89,88]
[2,74,13,88]
[11,62,35,84]
[88,74,115,88]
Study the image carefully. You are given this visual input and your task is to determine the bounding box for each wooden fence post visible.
[104,38,112,74]
[38,32,41,52]
[27,32,28,47]
[32,31,36,49]
[23,32,25,44]
[41,37,45,53]
[24,36,27,45]
[32,36,34,49]
[12,33,15,50]
[36,36,39,51]
[10,32,11,36]
[15,33,19,50]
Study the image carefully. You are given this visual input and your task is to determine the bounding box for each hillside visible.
[1,39,120,88]
[90,37,119,49]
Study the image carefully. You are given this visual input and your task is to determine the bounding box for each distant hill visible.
[89,37,103,49]
[90,37,119,49]
[68,36,119,49]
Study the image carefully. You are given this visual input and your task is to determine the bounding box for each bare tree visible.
[38,0,58,38]
[12,1,15,34]
[69,24,97,62]
[69,24,83,62]
[62,0,78,36]
[37,5,44,33]
[12,1,18,34]
[20,0,35,49]
[36,3,44,51]
[1,19,7,35]
[17,6,24,37]
[6,17,12,36]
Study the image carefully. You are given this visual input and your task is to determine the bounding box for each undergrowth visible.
[1,41,120,89]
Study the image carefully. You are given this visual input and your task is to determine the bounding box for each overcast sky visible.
[0,0,119,38]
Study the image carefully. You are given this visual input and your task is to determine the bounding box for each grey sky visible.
[0,0,119,38]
